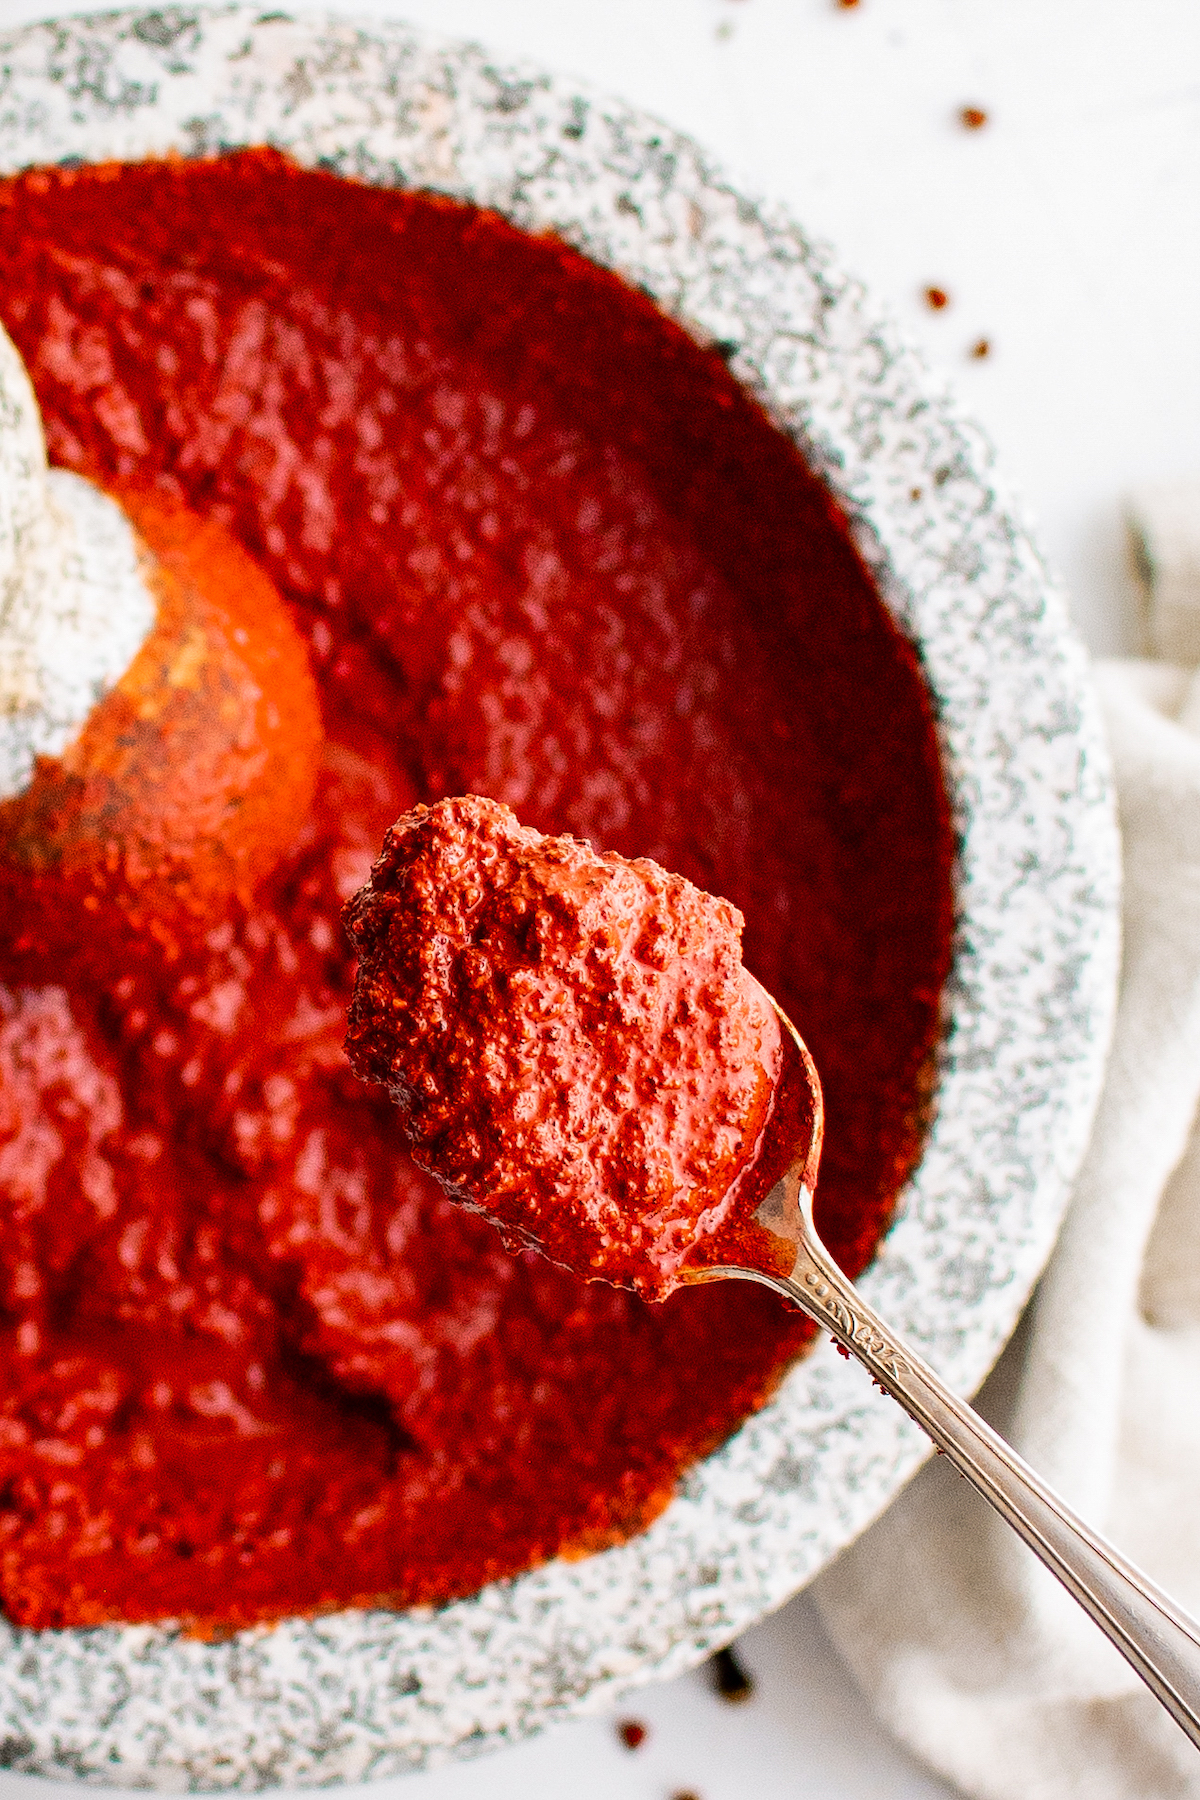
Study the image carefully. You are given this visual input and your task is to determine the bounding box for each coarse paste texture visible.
[0,7,1120,1789]
[0,143,953,1634]
[345,796,782,1297]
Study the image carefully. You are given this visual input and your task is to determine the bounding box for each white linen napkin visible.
[811,484,1200,1800]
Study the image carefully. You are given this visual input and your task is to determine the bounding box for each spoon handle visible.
[758,1183,1200,1750]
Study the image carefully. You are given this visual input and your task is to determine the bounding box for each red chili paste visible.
[344,795,782,1299]
[0,149,953,1632]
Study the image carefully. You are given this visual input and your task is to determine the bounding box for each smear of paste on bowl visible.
[0,149,953,1631]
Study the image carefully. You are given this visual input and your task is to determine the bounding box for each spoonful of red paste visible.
[345,792,1200,1750]
[343,793,796,1299]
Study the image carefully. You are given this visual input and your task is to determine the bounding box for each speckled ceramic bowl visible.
[0,6,1121,1788]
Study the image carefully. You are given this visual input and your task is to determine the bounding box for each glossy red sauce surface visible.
[0,150,954,1631]
[344,795,783,1300]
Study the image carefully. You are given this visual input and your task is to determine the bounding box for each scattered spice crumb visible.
[715,19,735,39]
[836,0,862,9]
[924,286,950,311]
[672,1792,703,1800]
[617,1719,648,1750]
[970,337,992,359]
[960,105,989,130]
[709,1645,755,1702]
[910,486,923,502]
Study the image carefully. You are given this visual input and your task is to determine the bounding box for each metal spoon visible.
[344,802,1200,1743]
[685,995,1200,1751]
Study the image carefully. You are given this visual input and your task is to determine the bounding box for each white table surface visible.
[0,1,1196,1796]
